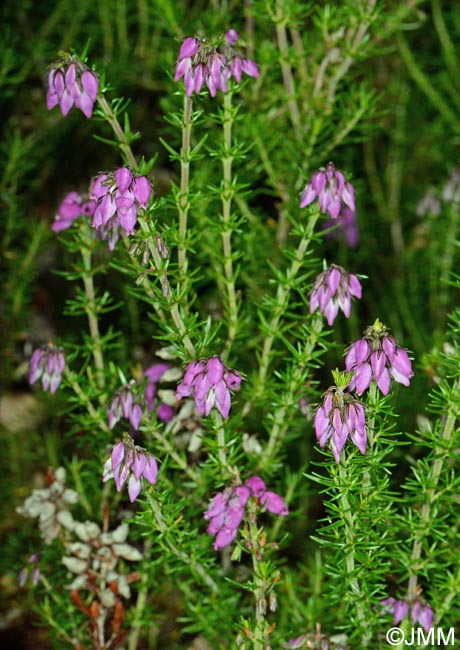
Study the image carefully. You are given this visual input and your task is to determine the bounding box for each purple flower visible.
[51,191,96,232]
[204,485,250,550]
[174,32,259,98]
[323,206,359,248]
[204,476,288,550]
[345,321,414,396]
[103,435,158,502]
[108,381,144,430]
[381,597,433,633]
[300,162,355,218]
[412,600,433,631]
[225,30,239,46]
[46,55,98,118]
[314,386,367,463]
[309,264,362,326]
[18,553,41,587]
[260,491,289,516]
[176,357,242,419]
[155,233,169,259]
[144,363,174,423]
[90,167,152,250]
[29,344,65,393]
[381,597,410,625]
[246,476,289,515]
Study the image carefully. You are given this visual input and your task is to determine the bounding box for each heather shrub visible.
[2,2,460,649]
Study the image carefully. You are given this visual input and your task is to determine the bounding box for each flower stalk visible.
[137,216,196,357]
[147,492,218,592]
[274,0,302,139]
[337,460,371,648]
[407,377,460,599]
[80,229,106,393]
[221,90,239,353]
[177,95,193,297]
[243,212,320,416]
[257,315,323,471]
[96,95,138,169]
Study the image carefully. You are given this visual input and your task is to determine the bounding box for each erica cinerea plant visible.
[8,3,460,650]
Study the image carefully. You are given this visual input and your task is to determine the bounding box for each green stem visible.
[362,382,377,495]
[213,410,234,479]
[250,124,294,246]
[221,91,239,354]
[146,493,218,592]
[431,0,460,85]
[177,96,193,296]
[274,0,301,138]
[69,458,94,517]
[11,221,47,319]
[366,382,378,449]
[407,378,460,598]
[243,213,320,416]
[290,28,309,103]
[115,0,129,56]
[247,516,268,650]
[397,32,459,129]
[318,102,368,161]
[39,574,79,646]
[251,127,291,205]
[138,217,196,357]
[63,366,111,435]
[128,539,153,650]
[437,560,460,623]
[437,203,460,328]
[96,95,138,168]
[257,315,323,471]
[80,239,106,392]
[97,90,196,359]
[147,422,201,484]
[123,235,167,323]
[325,0,377,108]
[338,461,371,647]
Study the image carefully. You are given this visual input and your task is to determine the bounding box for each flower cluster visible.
[314,384,367,463]
[176,356,242,419]
[102,435,158,502]
[46,55,98,118]
[345,320,414,396]
[309,264,362,326]
[17,467,79,544]
[204,476,288,550]
[51,191,96,232]
[29,344,65,394]
[109,364,180,431]
[62,520,142,603]
[300,162,355,218]
[381,597,433,633]
[90,167,151,250]
[174,30,259,98]
[108,381,144,430]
